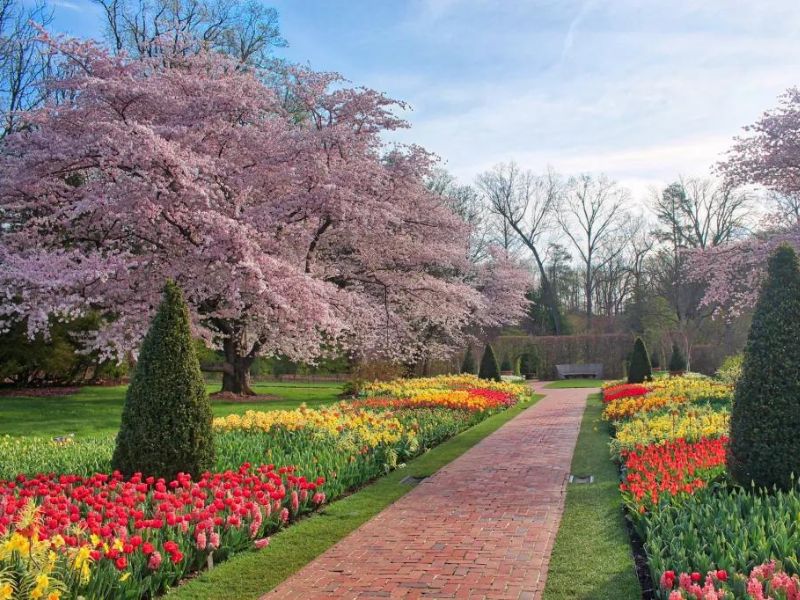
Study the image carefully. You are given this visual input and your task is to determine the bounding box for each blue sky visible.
[48,0,800,199]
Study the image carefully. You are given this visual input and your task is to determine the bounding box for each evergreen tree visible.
[628,337,652,384]
[112,281,215,479]
[478,343,501,382]
[728,245,800,490]
[668,343,687,373]
[460,346,476,374]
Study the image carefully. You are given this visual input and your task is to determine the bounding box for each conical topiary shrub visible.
[478,343,501,382]
[627,337,652,384]
[668,342,687,374]
[112,281,215,480]
[461,346,476,374]
[728,245,800,490]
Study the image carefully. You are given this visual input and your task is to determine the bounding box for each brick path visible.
[264,383,591,600]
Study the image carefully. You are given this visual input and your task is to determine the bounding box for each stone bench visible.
[555,363,603,380]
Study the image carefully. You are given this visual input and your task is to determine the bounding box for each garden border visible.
[166,394,541,600]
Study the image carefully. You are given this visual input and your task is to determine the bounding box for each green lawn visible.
[543,393,640,600]
[544,378,605,389]
[168,395,540,600]
[0,381,344,437]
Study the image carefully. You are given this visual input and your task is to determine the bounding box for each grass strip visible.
[0,382,344,437]
[544,379,605,389]
[167,395,541,600]
[543,393,641,600]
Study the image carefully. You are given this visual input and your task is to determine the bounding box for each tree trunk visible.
[220,338,256,395]
[529,249,561,335]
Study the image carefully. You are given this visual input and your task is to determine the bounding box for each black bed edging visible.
[622,512,656,599]
[616,461,656,599]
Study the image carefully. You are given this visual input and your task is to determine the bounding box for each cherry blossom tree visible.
[0,34,529,394]
[690,88,800,314]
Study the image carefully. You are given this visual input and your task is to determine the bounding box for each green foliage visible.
[0,315,126,386]
[518,346,540,377]
[112,281,215,479]
[478,344,501,381]
[728,245,800,490]
[627,337,652,384]
[526,286,571,335]
[460,346,476,374]
[500,353,513,372]
[716,353,744,385]
[643,483,800,580]
[668,343,687,373]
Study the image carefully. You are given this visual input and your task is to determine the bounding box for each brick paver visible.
[264,383,591,600]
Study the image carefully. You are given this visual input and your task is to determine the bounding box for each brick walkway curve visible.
[263,383,591,600]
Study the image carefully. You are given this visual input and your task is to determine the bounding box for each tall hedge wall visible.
[492,334,632,379]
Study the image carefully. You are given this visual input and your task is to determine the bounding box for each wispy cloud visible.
[559,0,594,64]
[50,0,800,201]
[50,0,82,10]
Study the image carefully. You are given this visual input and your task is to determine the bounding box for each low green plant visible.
[643,482,800,580]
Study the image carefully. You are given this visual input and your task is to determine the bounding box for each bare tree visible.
[92,0,286,65]
[426,168,490,263]
[0,0,53,138]
[594,216,650,317]
[768,190,800,225]
[477,162,563,333]
[557,173,630,329]
[653,176,751,250]
[648,177,750,366]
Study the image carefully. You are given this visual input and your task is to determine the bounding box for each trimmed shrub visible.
[112,281,215,479]
[628,337,652,384]
[728,245,800,490]
[460,346,476,374]
[668,343,687,373]
[478,344,501,382]
[500,353,513,372]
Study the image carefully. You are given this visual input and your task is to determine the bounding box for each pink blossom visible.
[195,531,207,550]
[0,34,529,388]
[254,538,270,549]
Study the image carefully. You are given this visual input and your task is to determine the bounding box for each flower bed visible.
[604,374,800,598]
[602,377,731,421]
[610,407,730,458]
[660,562,800,599]
[0,375,528,599]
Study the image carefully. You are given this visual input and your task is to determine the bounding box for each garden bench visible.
[555,363,604,379]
